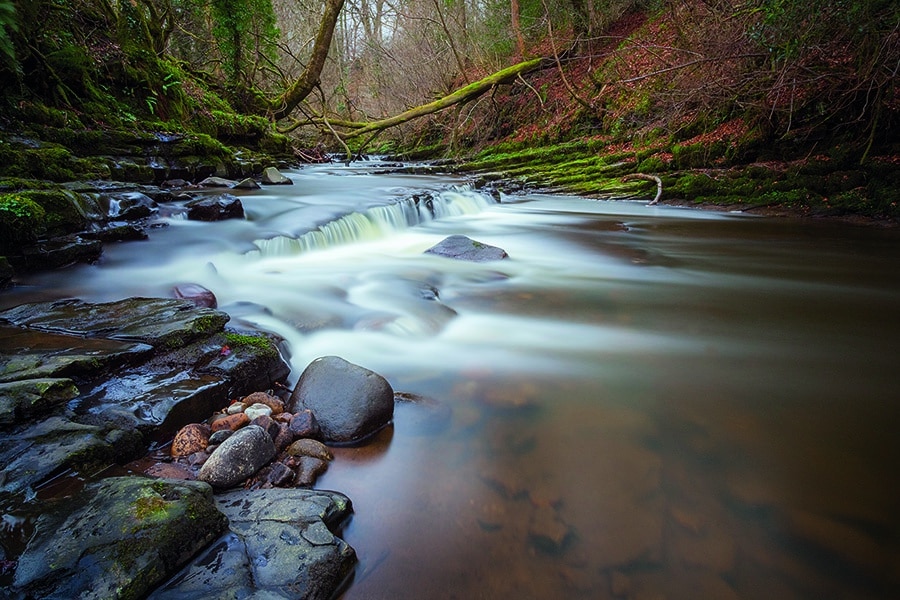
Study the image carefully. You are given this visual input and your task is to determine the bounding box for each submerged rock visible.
[12,477,227,599]
[172,283,217,308]
[424,234,508,262]
[150,488,355,600]
[288,356,394,444]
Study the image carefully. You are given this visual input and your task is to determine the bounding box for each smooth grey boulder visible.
[150,488,355,600]
[424,234,508,262]
[288,356,394,444]
[186,193,244,221]
[198,176,237,188]
[233,177,260,190]
[199,424,276,488]
[261,166,293,185]
[12,477,227,599]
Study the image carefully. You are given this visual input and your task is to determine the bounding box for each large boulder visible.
[11,477,227,599]
[198,424,276,488]
[424,234,508,262]
[288,356,394,444]
[150,488,355,600]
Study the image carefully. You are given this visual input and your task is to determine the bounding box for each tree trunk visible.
[268,0,345,120]
[511,0,526,60]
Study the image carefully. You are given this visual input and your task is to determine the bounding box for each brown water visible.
[3,164,899,599]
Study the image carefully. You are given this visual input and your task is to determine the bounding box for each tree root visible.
[622,173,663,205]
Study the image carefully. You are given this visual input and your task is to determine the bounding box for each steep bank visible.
[395,5,899,221]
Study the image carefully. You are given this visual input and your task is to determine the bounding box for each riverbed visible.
[3,163,899,599]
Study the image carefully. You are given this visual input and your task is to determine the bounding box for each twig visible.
[622,173,663,205]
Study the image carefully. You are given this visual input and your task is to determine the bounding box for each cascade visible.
[249,186,495,257]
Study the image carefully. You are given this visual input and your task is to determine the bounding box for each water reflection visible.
[2,166,899,598]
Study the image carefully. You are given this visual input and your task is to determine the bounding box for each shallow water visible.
[3,164,899,599]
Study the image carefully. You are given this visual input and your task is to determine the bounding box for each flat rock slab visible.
[150,488,356,600]
[0,297,229,348]
[0,323,153,384]
[11,477,227,599]
[424,234,508,262]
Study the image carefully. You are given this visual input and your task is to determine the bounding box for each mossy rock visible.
[0,193,46,251]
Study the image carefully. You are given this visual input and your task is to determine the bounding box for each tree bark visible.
[268,0,345,120]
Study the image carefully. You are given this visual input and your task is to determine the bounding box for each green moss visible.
[223,332,278,358]
[0,193,46,250]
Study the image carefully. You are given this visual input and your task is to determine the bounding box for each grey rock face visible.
[261,166,293,185]
[288,356,394,444]
[424,234,509,262]
[150,488,355,600]
[199,424,276,488]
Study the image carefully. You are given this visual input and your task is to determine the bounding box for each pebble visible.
[288,410,320,439]
[171,423,210,457]
[211,412,250,432]
[226,402,245,415]
[209,430,233,445]
[285,439,333,461]
[244,402,273,421]
[241,391,284,415]
[295,456,328,487]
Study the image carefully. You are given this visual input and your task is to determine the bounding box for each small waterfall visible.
[250,186,496,256]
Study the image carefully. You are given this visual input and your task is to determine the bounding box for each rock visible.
[244,402,273,421]
[161,178,190,188]
[266,462,295,487]
[261,167,293,185]
[12,235,103,272]
[226,402,245,415]
[150,489,354,600]
[233,177,260,190]
[145,462,195,480]
[288,409,320,439]
[172,283,217,308]
[186,193,244,221]
[197,176,237,188]
[250,413,280,440]
[273,423,293,453]
[528,505,573,555]
[285,438,333,461]
[288,356,394,444]
[171,423,210,457]
[11,477,226,599]
[208,429,233,445]
[295,456,329,487]
[424,234,508,262]
[242,390,284,414]
[101,191,158,220]
[198,425,276,488]
[85,223,148,242]
[210,411,250,432]
[0,378,79,427]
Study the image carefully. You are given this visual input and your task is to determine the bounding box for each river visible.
[3,163,899,599]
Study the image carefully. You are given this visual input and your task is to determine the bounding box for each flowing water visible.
[3,163,899,599]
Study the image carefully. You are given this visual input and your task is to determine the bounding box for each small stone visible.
[295,456,328,487]
[233,177,260,190]
[288,410,320,439]
[261,166,293,185]
[274,411,293,423]
[198,176,237,188]
[273,423,293,453]
[209,430,233,445]
[172,283,217,308]
[210,412,250,432]
[171,423,210,457]
[251,414,280,441]
[244,402,273,421]
[241,391,284,415]
[285,438,333,461]
[266,462,295,487]
[187,451,209,466]
[226,402,245,415]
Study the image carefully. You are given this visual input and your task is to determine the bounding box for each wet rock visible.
[146,462,195,480]
[198,425,276,489]
[261,166,293,185]
[13,234,103,271]
[186,193,244,221]
[197,176,237,188]
[150,489,354,600]
[171,423,210,457]
[161,178,190,188]
[226,401,245,415]
[242,390,284,414]
[0,378,79,427]
[244,402,273,421]
[424,234,509,262]
[288,356,394,444]
[273,423,293,453]
[285,438,333,461]
[172,283,217,308]
[210,411,250,432]
[84,223,148,242]
[266,461,295,487]
[233,177,260,190]
[250,413,280,440]
[101,191,158,220]
[208,429,233,445]
[11,477,226,599]
[295,456,329,487]
[288,409,320,439]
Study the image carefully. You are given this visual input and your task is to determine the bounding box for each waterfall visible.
[250,186,496,256]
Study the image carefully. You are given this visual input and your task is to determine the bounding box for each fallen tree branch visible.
[622,173,663,205]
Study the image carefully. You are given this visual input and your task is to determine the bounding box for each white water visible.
[3,163,900,599]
